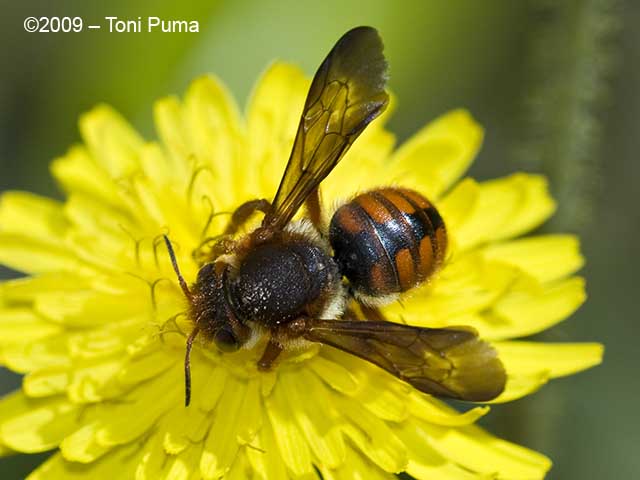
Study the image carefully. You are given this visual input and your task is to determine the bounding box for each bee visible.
[164,26,506,406]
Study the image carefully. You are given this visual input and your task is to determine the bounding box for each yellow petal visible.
[34,289,149,327]
[0,273,90,303]
[482,277,586,340]
[95,367,181,446]
[194,363,229,412]
[51,146,124,206]
[394,421,489,480]
[0,192,67,242]
[153,96,191,186]
[23,368,69,398]
[496,341,604,378]
[336,394,408,473]
[320,446,396,480]
[246,418,289,480]
[246,63,308,198]
[265,370,314,476]
[117,348,175,386]
[483,234,584,283]
[0,308,62,347]
[425,422,551,479]
[79,104,144,178]
[281,370,346,469]
[455,174,556,251]
[161,445,202,480]
[309,353,359,395]
[2,333,71,373]
[332,353,410,422]
[408,394,489,427]
[200,374,247,479]
[438,178,480,242]
[490,372,550,404]
[0,393,79,453]
[135,427,166,480]
[163,403,209,455]
[236,379,263,446]
[60,423,112,463]
[66,359,125,403]
[183,75,246,208]
[0,233,84,275]
[28,444,143,480]
[385,252,516,327]
[389,110,483,199]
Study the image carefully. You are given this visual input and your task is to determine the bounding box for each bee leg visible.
[359,304,388,322]
[257,336,283,371]
[305,186,323,230]
[192,234,236,265]
[224,199,272,236]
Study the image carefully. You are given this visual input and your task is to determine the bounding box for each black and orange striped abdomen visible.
[329,188,447,300]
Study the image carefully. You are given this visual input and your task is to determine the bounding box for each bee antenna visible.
[163,235,193,301]
[184,326,200,407]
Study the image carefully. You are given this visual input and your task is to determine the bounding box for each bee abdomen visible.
[329,188,447,300]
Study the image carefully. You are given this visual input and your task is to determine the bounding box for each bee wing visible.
[263,26,389,230]
[302,319,506,402]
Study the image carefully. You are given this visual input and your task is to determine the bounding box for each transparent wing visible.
[302,319,506,401]
[263,26,389,230]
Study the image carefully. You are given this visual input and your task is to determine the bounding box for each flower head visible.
[0,63,601,479]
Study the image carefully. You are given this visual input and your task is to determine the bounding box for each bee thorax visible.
[230,241,342,326]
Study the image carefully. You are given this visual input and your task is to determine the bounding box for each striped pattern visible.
[329,188,447,297]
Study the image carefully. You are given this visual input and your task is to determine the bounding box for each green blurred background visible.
[1,0,638,478]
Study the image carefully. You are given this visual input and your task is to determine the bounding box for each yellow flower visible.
[0,63,602,479]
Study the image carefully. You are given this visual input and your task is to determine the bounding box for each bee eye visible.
[214,328,240,352]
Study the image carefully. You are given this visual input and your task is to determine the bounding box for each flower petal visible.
[0,392,79,453]
[385,252,517,327]
[60,423,112,463]
[454,174,556,251]
[245,418,289,480]
[153,96,191,186]
[0,308,62,347]
[394,421,488,480]
[51,146,123,205]
[79,105,144,178]
[309,354,359,395]
[265,370,314,476]
[200,374,247,479]
[321,446,396,480]
[163,404,209,455]
[483,235,584,283]
[0,233,83,275]
[496,341,604,378]
[481,277,586,340]
[408,394,489,427]
[281,369,346,469]
[389,110,483,199]
[2,333,71,373]
[425,422,551,479]
[0,192,68,241]
[336,394,408,473]
[246,63,308,198]
[28,445,143,480]
[182,75,246,208]
[94,367,181,447]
